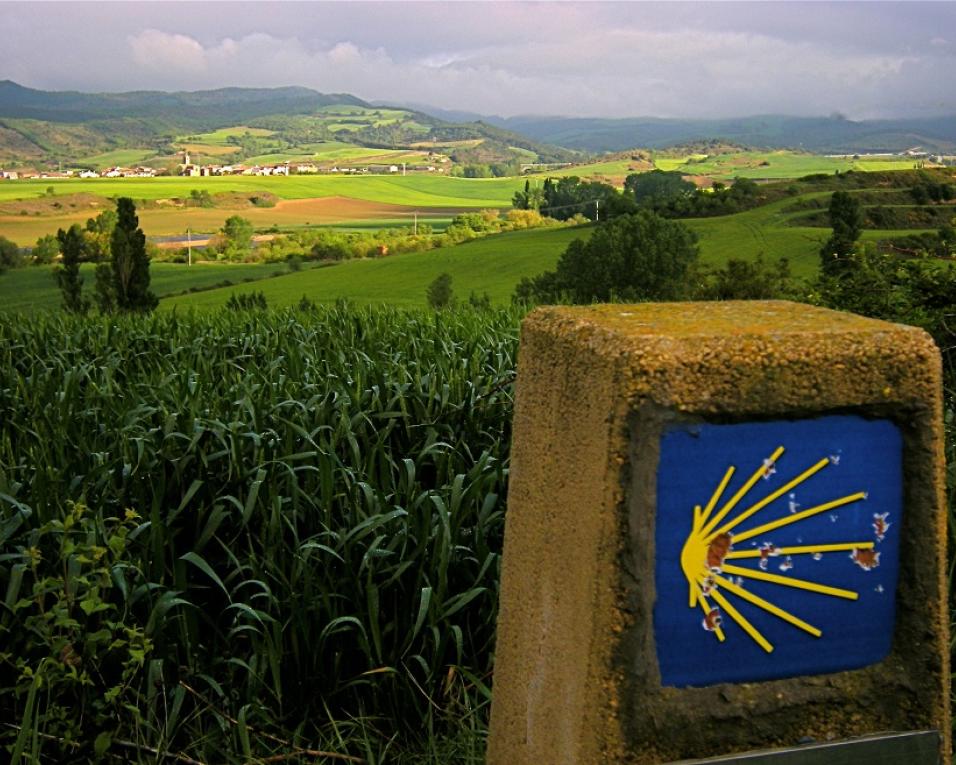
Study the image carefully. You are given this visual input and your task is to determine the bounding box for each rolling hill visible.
[0,81,577,170]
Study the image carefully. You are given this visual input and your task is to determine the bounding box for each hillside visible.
[421,112,956,155]
[0,81,577,170]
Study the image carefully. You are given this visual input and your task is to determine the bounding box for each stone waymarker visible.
[487,302,949,765]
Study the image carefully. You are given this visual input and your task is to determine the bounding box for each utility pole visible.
[402,162,406,176]
[414,211,418,235]
[595,199,600,222]
[187,227,192,267]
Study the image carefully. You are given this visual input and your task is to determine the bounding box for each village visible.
[0,150,447,181]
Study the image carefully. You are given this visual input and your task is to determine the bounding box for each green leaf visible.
[94,732,112,757]
[179,551,230,601]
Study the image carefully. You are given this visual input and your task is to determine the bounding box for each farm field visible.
[0,305,515,762]
[660,150,921,181]
[0,175,525,245]
[0,174,524,205]
[5,184,940,314]
[162,225,592,310]
[542,150,925,186]
[75,148,158,168]
[0,195,467,244]
[0,261,284,313]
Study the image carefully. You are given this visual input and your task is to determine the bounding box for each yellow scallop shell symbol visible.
[682,446,872,654]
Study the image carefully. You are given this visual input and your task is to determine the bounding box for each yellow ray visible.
[721,563,858,600]
[709,587,773,653]
[709,575,822,637]
[700,447,784,538]
[726,542,874,560]
[695,584,725,641]
[693,504,703,534]
[698,466,735,527]
[729,492,867,545]
[706,457,831,542]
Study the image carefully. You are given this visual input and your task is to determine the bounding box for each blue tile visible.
[654,416,902,687]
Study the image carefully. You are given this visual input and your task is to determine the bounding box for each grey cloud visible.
[1,1,954,118]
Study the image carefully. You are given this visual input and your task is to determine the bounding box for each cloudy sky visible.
[2,1,954,119]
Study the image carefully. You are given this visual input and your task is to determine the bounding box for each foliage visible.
[819,191,862,276]
[32,235,59,265]
[218,215,255,260]
[649,176,765,218]
[537,176,630,222]
[624,169,695,205]
[514,211,698,303]
[694,255,794,301]
[0,501,153,762]
[0,236,22,274]
[225,290,268,310]
[427,272,454,308]
[189,188,214,208]
[511,180,545,212]
[110,198,158,312]
[53,224,88,313]
[84,209,118,263]
[93,263,115,314]
[0,305,516,761]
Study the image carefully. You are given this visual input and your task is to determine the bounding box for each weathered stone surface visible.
[487,301,949,764]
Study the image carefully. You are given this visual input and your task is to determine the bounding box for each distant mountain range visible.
[0,81,575,168]
[401,102,956,155]
[2,81,954,170]
[0,80,367,128]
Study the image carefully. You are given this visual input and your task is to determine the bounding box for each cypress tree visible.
[819,191,862,276]
[54,224,88,313]
[111,197,157,312]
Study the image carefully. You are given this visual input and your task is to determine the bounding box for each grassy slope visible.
[0,175,523,206]
[685,190,935,280]
[4,184,939,314]
[659,151,919,180]
[524,151,921,186]
[162,226,592,311]
[0,262,283,314]
[75,148,159,169]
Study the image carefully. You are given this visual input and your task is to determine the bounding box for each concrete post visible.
[488,301,949,764]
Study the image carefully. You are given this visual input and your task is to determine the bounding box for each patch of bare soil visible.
[0,192,108,216]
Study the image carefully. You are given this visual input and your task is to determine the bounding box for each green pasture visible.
[654,151,919,181]
[686,191,936,279]
[162,226,591,311]
[178,125,276,145]
[0,261,283,314]
[0,175,525,206]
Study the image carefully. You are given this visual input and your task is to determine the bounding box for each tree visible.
[220,215,254,259]
[0,236,22,274]
[512,180,545,212]
[33,234,60,264]
[514,211,699,304]
[695,255,793,301]
[819,191,862,276]
[426,272,454,309]
[110,198,158,312]
[85,209,118,262]
[93,263,115,314]
[624,170,695,205]
[54,224,88,313]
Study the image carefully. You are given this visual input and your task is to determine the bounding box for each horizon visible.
[4,78,955,125]
[1,1,954,121]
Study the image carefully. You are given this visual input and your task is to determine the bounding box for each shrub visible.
[427,272,454,308]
